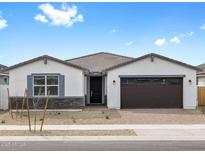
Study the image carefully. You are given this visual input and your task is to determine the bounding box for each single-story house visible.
[197,63,205,86]
[0,65,9,110]
[0,64,9,85]
[4,52,200,109]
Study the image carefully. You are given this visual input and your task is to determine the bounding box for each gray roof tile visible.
[197,63,205,75]
[0,64,7,73]
[66,52,134,72]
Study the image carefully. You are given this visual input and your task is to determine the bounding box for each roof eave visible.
[4,55,89,72]
[197,72,205,76]
[103,53,201,72]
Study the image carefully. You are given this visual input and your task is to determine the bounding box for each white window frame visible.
[33,75,59,97]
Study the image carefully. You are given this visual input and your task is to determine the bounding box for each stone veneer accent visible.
[10,97,85,109]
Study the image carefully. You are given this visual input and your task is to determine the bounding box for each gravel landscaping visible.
[1,107,205,125]
[0,107,126,125]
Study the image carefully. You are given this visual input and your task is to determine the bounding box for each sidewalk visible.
[1,124,205,130]
[1,124,205,141]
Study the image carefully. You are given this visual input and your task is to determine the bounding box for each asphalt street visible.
[0,141,205,151]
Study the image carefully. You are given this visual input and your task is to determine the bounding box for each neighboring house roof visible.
[0,73,9,76]
[4,55,88,72]
[103,53,201,72]
[66,52,134,72]
[197,63,205,75]
[0,64,7,73]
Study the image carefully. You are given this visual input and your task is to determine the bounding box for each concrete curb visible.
[1,124,205,130]
[12,109,82,112]
[1,136,205,141]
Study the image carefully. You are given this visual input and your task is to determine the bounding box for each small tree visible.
[201,106,205,115]
[32,87,42,132]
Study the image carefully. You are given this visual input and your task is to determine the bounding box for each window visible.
[166,78,182,85]
[127,79,136,85]
[152,78,166,85]
[121,79,129,85]
[121,78,152,85]
[47,76,59,96]
[4,77,8,84]
[33,75,59,96]
[136,79,151,85]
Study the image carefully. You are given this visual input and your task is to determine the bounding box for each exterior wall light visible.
[113,80,116,85]
[188,79,192,83]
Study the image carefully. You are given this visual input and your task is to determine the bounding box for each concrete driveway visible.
[119,109,205,124]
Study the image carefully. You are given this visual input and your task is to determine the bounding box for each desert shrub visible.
[197,106,205,115]
[105,115,110,119]
[1,120,5,124]
[71,116,76,123]
[200,106,205,114]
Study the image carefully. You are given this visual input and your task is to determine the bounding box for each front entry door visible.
[90,77,102,104]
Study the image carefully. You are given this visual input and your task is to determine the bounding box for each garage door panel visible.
[121,78,183,108]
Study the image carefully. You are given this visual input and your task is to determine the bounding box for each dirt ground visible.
[1,107,205,125]
[0,107,126,125]
[0,130,136,136]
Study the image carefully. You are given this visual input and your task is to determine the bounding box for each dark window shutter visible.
[27,75,33,98]
[59,75,65,97]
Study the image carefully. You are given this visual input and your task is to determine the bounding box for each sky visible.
[0,2,205,66]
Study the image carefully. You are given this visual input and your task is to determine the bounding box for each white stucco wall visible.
[107,56,197,109]
[105,76,107,95]
[84,76,87,95]
[198,76,205,86]
[9,59,84,97]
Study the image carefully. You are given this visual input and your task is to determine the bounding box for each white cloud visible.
[155,31,194,46]
[35,3,83,28]
[173,31,194,44]
[124,41,133,46]
[179,32,194,38]
[154,38,166,46]
[200,24,205,30]
[0,16,8,30]
[170,36,180,44]
[34,14,48,23]
[186,31,194,37]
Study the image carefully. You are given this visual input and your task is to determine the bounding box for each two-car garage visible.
[106,53,198,109]
[120,77,183,108]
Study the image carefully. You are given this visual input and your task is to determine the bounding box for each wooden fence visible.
[0,85,8,110]
[198,87,205,106]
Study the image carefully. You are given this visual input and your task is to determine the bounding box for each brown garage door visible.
[121,78,183,108]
